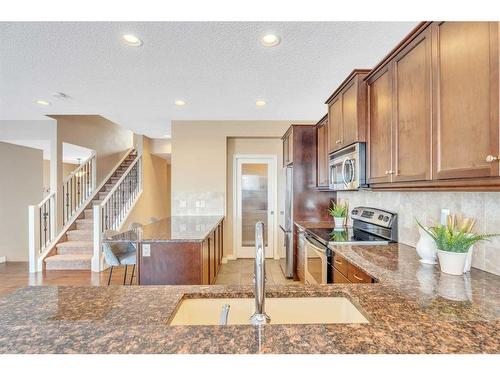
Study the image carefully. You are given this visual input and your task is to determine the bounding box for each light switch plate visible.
[440,208,450,225]
[143,244,151,257]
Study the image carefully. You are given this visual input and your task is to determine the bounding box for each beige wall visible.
[226,137,285,259]
[42,160,77,195]
[337,191,500,276]
[50,115,134,185]
[123,136,171,228]
[171,121,298,217]
[0,142,43,261]
[171,121,309,260]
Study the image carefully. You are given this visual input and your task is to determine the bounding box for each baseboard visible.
[0,256,6,263]
[222,254,236,263]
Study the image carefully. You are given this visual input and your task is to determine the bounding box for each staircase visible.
[44,151,138,270]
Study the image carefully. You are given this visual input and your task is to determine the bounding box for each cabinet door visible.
[392,29,432,182]
[432,21,499,179]
[342,81,358,147]
[201,239,209,284]
[209,232,216,284]
[368,68,393,183]
[328,97,342,153]
[316,121,329,187]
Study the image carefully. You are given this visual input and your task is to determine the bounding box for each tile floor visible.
[215,259,299,285]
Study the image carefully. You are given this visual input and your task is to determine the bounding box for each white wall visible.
[337,190,500,276]
[0,142,43,261]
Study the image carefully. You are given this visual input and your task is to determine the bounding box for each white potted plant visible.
[417,214,498,276]
[328,200,348,229]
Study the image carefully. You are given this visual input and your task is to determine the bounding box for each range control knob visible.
[378,214,384,220]
[383,216,390,222]
[352,209,359,215]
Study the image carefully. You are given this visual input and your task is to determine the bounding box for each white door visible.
[234,155,277,258]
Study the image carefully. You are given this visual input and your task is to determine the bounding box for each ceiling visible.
[0,22,416,138]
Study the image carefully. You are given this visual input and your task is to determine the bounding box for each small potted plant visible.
[328,200,349,229]
[417,214,498,276]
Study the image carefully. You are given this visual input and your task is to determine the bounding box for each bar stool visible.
[102,232,137,285]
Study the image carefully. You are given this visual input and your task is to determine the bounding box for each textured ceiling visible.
[0,22,416,137]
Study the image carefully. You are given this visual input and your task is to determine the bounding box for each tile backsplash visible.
[337,191,500,276]
[172,191,225,216]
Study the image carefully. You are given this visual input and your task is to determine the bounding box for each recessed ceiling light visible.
[35,100,51,106]
[261,34,280,47]
[174,100,186,106]
[256,100,267,107]
[52,92,70,100]
[122,34,143,47]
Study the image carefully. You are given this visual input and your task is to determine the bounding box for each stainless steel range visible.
[304,207,398,285]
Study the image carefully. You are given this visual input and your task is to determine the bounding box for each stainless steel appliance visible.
[304,207,397,284]
[280,166,294,278]
[329,143,366,191]
[304,233,332,285]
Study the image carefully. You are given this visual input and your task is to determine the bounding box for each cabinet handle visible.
[385,170,389,175]
[486,155,499,163]
[352,273,363,281]
[334,259,342,265]
[388,170,394,174]
[336,140,341,144]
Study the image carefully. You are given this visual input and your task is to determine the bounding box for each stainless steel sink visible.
[169,296,369,326]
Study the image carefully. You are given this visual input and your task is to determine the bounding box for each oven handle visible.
[305,236,327,255]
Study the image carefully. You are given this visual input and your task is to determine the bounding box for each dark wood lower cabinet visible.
[139,219,224,285]
[331,253,373,284]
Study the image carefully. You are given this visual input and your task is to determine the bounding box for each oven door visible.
[304,235,328,285]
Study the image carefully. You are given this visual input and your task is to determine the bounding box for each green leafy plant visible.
[328,200,349,218]
[329,229,348,242]
[416,214,499,253]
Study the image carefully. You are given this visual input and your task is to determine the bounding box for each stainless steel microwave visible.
[329,143,366,191]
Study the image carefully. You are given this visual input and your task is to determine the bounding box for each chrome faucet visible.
[250,221,271,325]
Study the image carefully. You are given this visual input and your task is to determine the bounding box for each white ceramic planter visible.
[437,250,468,276]
[416,227,437,264]
[334,217,345,229]
[463,245,474,273]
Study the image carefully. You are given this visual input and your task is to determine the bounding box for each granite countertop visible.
[1,232,499,353]
[107,215,224,242]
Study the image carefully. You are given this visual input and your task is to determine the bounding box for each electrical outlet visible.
[143,244,151,257]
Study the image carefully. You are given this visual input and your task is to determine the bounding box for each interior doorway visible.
[233,155,277,258]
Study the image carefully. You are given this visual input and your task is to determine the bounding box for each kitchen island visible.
[107,216,224,285]
[0,242,499,353]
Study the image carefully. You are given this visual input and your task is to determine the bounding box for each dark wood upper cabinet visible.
[366,21,500,190]
[367,67,393,184]
[432,21,499,180]
[316,115,329,188]
[392,27,432,183]
[326,70,370,153]
[328,96,342,153]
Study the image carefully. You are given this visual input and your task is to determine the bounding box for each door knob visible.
[486,155,499,163]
